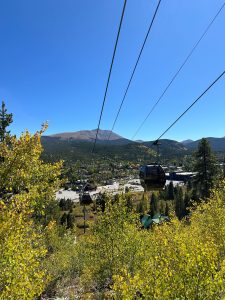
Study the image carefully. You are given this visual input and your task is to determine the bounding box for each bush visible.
[72,183,225,298]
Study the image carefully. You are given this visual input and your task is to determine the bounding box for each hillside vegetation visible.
[41,131,225,165]
[41,136,156,163]
[1,124,225,299]
[1,104,225,299]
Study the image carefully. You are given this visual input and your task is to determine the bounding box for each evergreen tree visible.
[136,201,144,215]
[60,213,67,226]
[193,138,218,199]
[187,180,193,191]
[165,202,170,216]
[125,193,133,212]
[159,200,165,215]
[125,186,130,193]
[164,185,168,199]
[192,188,200,202]
[66,212,75,229]
[0,101,13,142]
[167,181,174,200]
[175,186,185,220]
[96,193,106,212]
[65,199,73,211]
[59,199,66,210]
[114,194,120,203]
[136,194,145,215]
[150,192,159,218]
[184,192,191,214]
[159,189,166,200]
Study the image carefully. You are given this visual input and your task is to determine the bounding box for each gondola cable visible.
[139,70,225,191]
[154,70,225,144]
[107,0,162,142]
[132,2,225,140]
[92,0,127,153]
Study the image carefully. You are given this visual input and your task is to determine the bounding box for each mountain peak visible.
[48,129,125,141]
[181,139,194,145]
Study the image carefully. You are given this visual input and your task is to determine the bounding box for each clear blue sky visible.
[0,0,224,141]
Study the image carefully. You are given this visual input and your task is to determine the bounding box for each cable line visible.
[153,70,225,143]
[107,0,162,142]
[92,0,127,153]
[132,2,225,140]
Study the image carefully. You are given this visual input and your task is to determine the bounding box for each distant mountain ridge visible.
[184,137,225,152]
[49,129,125,141]
[143,139,189,158]
[181,139,194,145]
[42,130,225,161]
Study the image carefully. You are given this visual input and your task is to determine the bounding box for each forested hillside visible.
[41,133,225,164]
[184,137,225,151]
[41,136,156,163]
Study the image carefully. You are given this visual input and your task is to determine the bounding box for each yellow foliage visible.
[75,183,225,299]
[0,127,63,299]
[1,126,225,299]
[0,128,63,217]
[44,221,78,285]
[112,182,225,299]
[0,194,48,299]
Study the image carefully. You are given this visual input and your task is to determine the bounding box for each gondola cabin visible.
[80,192,93,205]
[139,164,166,191]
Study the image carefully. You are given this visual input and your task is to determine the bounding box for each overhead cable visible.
[132,2,225,140]
[92,0,127,153]
[154,70,225,143]
[107,0,162,142]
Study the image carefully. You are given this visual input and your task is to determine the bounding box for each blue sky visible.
[0,0,224,141]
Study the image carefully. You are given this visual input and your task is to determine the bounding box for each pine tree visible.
[193,138,218,199]
[159,200,165,215]
[0,101,13,142]
[125,193,133,212]
[136,194,145,215]
[159,189,166,200]
[59,199,66,210]
[60,213,67,226]
[165,202,170,216]
[66,212,75,229]
[175,186,185,220]
[96,193,106,212]
[167,181,174,200]
[184,192,191,214]
[187,180,192,191]
[150,192,159,218]
[125,186,130,193]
